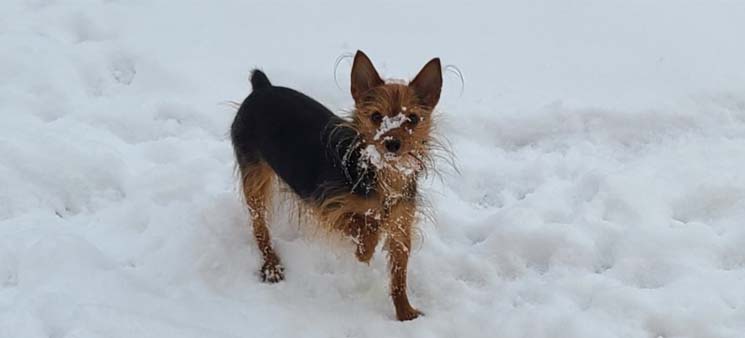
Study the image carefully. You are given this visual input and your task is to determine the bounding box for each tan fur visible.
[383,199,420,320]
[239,162,284,283]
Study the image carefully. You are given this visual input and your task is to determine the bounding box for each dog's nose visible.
[384,139,402,153]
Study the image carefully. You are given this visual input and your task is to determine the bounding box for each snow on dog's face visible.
[350,51,442,176]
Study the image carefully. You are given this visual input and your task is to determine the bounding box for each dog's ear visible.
[409,58,442,108]
[351,50,384,102]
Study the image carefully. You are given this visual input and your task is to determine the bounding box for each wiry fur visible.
[230,51,444,321]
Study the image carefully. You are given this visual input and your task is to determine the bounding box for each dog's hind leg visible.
[240,161,284,283]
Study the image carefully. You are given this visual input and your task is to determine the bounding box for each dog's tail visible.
[250,69,272,90]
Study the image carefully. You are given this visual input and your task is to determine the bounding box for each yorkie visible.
[230,51,442,321]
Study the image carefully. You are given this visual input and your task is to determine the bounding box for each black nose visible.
[384,139,402,153]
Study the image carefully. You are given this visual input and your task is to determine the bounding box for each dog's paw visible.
[355,244,375,263]
[396,307,423,321]
[260,261,284,283]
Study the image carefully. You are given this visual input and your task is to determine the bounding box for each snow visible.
[360,144,383,169]
[373,113,407,141]
[2,0,745,337]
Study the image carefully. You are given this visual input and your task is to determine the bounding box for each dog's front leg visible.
[344,213,381,263]
[383,200,422,321]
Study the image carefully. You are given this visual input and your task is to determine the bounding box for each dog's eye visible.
[371,112,383,123]
[407,114,419,126]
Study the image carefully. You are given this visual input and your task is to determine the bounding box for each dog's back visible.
[230,70,372,202]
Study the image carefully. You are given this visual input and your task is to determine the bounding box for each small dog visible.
[230,51,442,321]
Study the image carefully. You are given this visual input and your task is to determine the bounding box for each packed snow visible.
[2,0,745,337]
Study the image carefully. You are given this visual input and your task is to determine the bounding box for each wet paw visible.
[260,261,284,283]
[355,244,375,263]
[396,307,423,321]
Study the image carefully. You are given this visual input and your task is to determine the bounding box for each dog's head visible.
[349,51,442,176]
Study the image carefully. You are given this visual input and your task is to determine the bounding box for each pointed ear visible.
[350,50,384,102]
[409,58,442,108]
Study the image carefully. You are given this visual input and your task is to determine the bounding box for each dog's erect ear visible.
[409,58,442,108]
[351,50,384,102]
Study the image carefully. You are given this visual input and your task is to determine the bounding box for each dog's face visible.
[350,51,442,174]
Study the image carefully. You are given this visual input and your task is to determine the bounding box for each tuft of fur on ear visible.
[351,51,384,102]
[409,58,442,108]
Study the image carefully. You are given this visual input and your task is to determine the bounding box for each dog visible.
[230,50,442,321]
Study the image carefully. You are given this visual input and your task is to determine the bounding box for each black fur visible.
[231,70,375,203]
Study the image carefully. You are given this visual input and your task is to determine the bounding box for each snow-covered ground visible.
[2,0,745,337]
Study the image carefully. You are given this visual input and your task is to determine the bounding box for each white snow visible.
[374,113,408,141]
[360,144,384,169]
[2,0,745,337]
